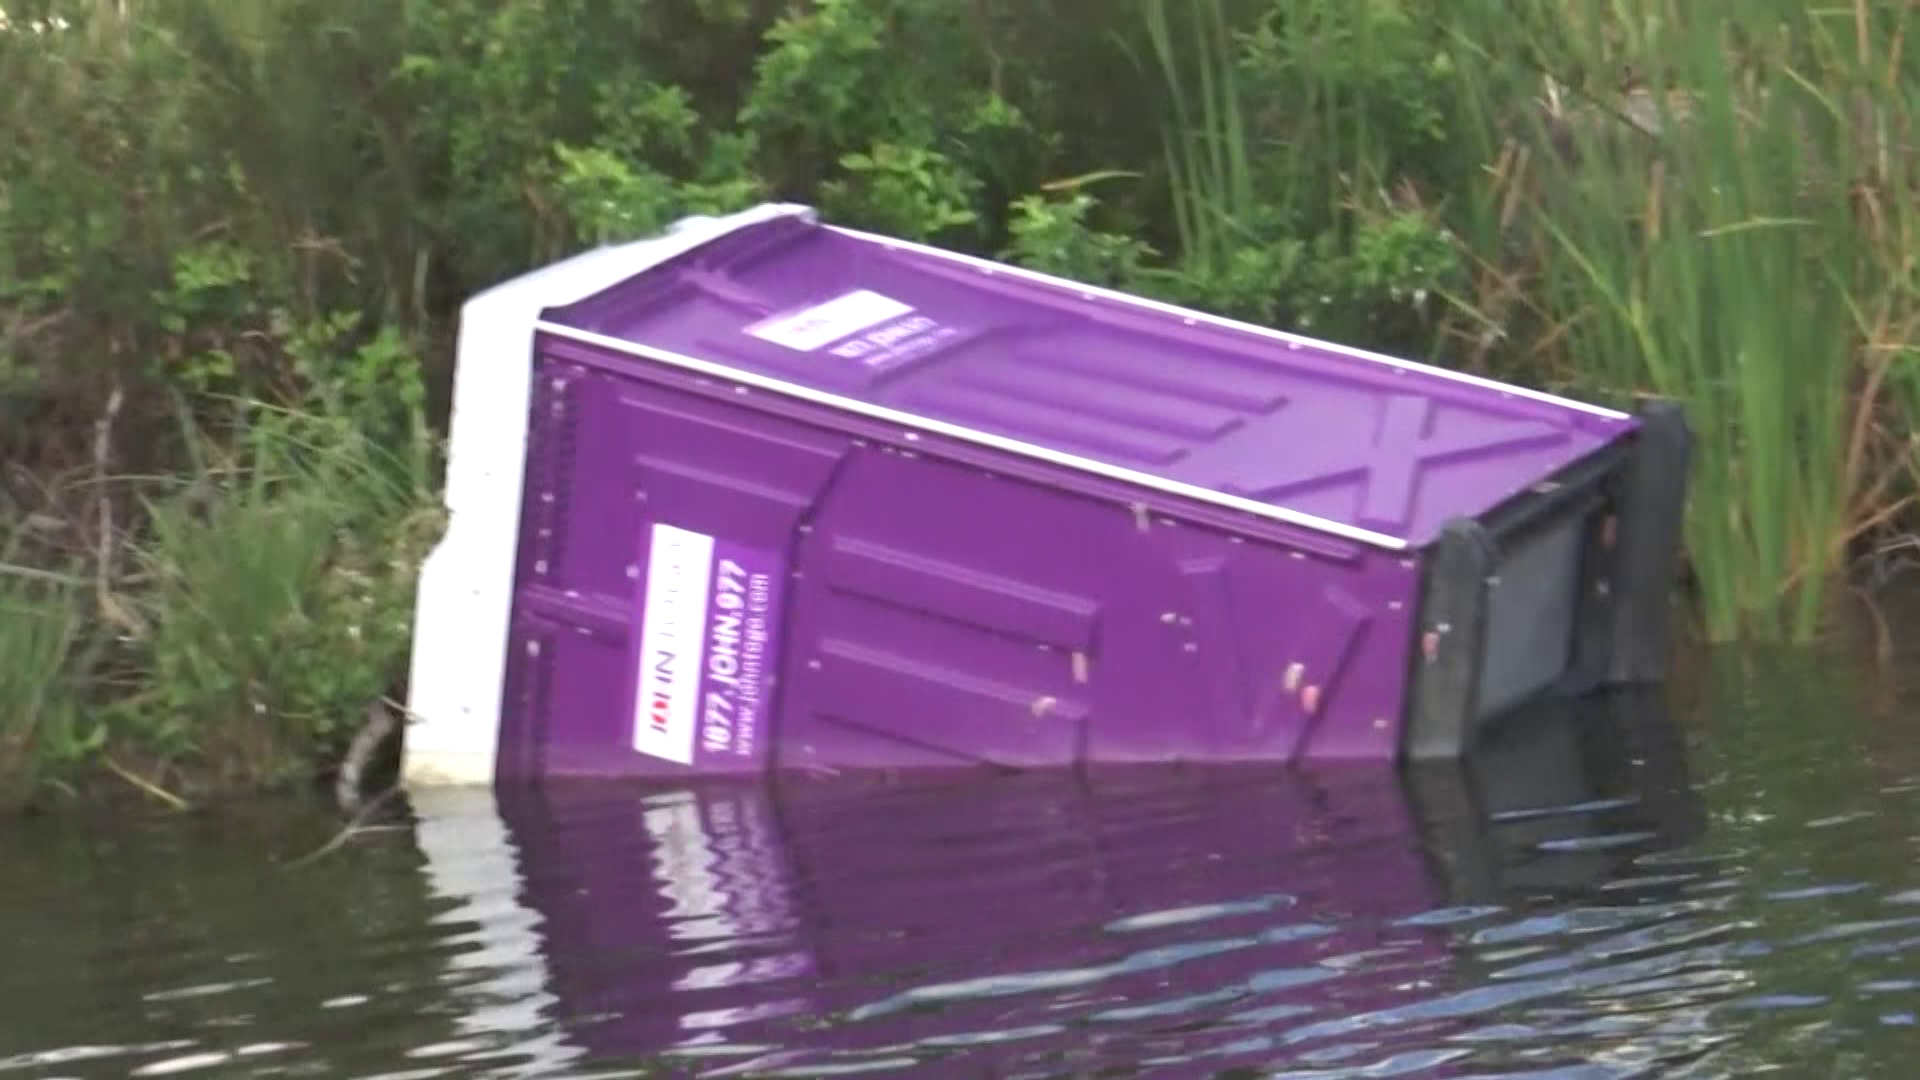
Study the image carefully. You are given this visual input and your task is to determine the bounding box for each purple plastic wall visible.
[500,339,1422,781]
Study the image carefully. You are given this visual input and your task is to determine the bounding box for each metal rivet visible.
[1301,685,1322,714]
[527,641,542,657]
[1183,642,1199,653]
[534,559,549,575]
[1031,696,1058,719]
[1421,631,1441,661]
[626,565,639,579]
[1283,662,1304,693]
[1072,652,1090,684]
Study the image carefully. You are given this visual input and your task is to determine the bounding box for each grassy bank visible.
[4,0,1919,803]
[0,399,439,811]
[1443,0,1920,642]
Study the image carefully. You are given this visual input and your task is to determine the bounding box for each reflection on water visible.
[3,664,1920,1078]
[416,690,1722,1079]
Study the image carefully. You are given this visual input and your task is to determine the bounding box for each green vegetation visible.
[0,545,84,806]
[0,400,438,810]
[3,0,1919,804]
[1444,0,1920,642]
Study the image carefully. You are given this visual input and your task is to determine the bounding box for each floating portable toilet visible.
[402,203,1690,786]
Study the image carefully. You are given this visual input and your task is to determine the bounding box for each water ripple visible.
[1,692,1918,1077]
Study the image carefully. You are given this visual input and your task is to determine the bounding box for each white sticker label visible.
[633,522,714,764]
[745,289,915,352]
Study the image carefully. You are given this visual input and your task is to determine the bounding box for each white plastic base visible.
[402,203,818,789]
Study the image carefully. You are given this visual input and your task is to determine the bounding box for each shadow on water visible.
[2,650,1919,1078]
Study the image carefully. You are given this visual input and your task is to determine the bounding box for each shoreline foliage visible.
[4,0,1919,802]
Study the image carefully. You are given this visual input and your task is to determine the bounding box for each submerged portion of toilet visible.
[402,203,1691,785]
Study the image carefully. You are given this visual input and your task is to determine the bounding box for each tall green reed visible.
[1140,0,1253,277]
[1137,0,1448,271]
[120,397,439,787]
[1443,0,1920,643]
[0,532,85,799]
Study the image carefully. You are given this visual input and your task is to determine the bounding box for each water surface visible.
[1,654,1917,1078]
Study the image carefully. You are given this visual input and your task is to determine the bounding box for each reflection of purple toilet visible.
[402,204,1692,786]
[438,692,1702,1078]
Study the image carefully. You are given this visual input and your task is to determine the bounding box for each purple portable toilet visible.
[402,203,1691,786]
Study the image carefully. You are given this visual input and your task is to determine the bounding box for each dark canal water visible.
[2,649,1918,1078]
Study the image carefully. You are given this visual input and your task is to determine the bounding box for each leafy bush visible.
[6,0,1920,803]
[0,566,86,807]
[107,400,440,794]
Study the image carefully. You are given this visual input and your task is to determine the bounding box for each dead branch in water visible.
[88,380,148,639]
[333,697,402,814]
[104,756,189,812]
[0,562,88,588]
[283,787,404,870]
